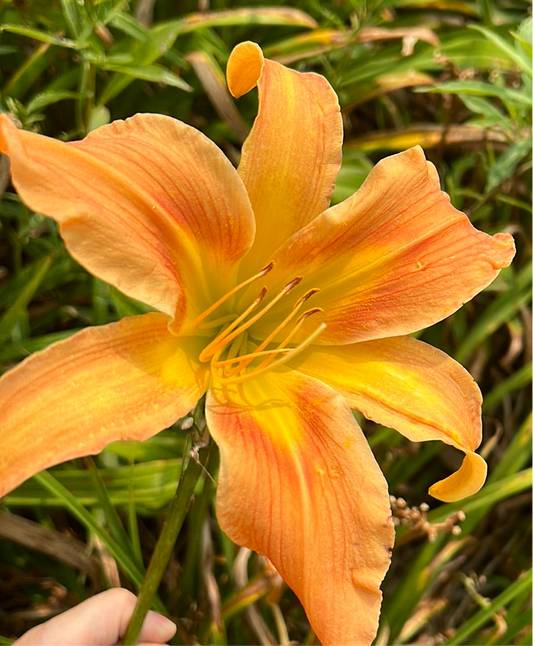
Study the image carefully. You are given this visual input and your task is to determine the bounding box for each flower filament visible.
[194,264,325,384]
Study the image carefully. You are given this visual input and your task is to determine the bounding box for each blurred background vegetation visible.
[0,0,531,644]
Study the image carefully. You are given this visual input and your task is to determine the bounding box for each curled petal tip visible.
[227,41,264,98]
[429,451,488,503]
[492,231,516,269]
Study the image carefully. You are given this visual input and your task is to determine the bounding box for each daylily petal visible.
[0,114,255,327]
[429,451,487,503]
[207,370,394,645]
[254,146,515,344]
[227,42,343,275]
[290,336,487,500]
[0,314,208,497]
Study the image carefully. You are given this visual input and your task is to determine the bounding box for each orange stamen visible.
[218,322,327,385]
[223,289,321,378]
[192,261,274,329]
[214,347,292,367]
[198,288,266,363]
[200,276,303,363]
[252,307,324,373]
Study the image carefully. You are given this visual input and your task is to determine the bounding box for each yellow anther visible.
[281,276,303,294]
[195,262,324,385]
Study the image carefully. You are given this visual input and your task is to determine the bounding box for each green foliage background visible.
[0,0,531,644]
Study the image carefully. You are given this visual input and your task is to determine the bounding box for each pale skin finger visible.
[13,588,177,646]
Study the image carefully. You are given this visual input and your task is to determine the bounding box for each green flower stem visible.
[122,436,211,645]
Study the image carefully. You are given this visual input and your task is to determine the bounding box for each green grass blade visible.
[0,255,52,345]
[443,569,532,645]
[470,25,532,77]
[483,363,532,412]
[455,263,532,363]
[2,42,59,99]
[5,459,182,511]
[100,63,192,91]
[489,414,532,482]
[33,470,167,613]
[84,457,143,569]
[177,6,317,32]
[60,0,82,38]
[0,25,77,49]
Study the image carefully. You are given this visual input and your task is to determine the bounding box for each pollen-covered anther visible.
[197,268,324,382]
[295,287,320,307]
[281,275,303,294]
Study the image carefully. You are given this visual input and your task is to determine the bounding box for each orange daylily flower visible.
[0,41,514,645]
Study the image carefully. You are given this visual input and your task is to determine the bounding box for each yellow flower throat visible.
[193,262,326,384]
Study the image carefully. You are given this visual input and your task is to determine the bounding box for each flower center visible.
[192,262,325,384]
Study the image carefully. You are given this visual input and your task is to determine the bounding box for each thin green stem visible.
[76,59,95,135]
[122,435,211,645]
[444,569,533,645]
[34,470,163,610]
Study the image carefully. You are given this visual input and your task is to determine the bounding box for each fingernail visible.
[147,611,177,639]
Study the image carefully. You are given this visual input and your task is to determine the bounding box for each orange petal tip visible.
[429,451,487,503]
[492,231,516,268]
[227,41,264,98]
